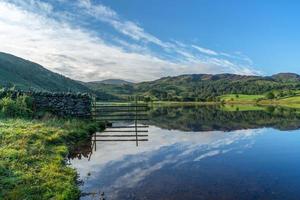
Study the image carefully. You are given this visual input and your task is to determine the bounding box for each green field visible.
[220,94,265,102]
[220,92,300,109]
[278,95,300,103]
[0,118,104,200]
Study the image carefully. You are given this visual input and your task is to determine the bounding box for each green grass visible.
[0,117,104,200]
[220,93,300,109]
[278,95,300,103]
[220,94,265,102]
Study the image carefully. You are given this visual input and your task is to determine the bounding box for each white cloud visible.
[0,0,261,82]
[192,44,218,56]
[78,0,117,19]
[77,0,169,48]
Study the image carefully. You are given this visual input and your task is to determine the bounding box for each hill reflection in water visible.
[147,105,300,131]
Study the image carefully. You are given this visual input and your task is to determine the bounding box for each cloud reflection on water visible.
[70,125,265,199]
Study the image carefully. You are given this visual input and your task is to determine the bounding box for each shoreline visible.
[120,100,300,109]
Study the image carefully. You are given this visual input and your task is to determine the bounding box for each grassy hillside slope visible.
[0,52,91,93]
[0,52,119,100]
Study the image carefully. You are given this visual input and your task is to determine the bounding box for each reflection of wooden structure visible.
[88,100,149,160]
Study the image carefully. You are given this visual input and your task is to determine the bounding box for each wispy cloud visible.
[77,0,170,48]
[191,44,218,56]
[0,0,261,82]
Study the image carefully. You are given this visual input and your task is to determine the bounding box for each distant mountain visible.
[271,73,300,83]
[91,79,133,85]
[0,52,118,100]
[85,80,134,100]
[89,73,300,101]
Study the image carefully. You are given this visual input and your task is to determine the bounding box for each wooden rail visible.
[93,139,148,142]
[94,105,148,108]
[94,135,148,137]
[103,130,148,133]
[93,118,148,121]
[108,125,149,128]
[92,109,149,112]
[94,113,148,117]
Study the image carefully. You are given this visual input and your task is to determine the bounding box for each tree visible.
[266,92,275,99]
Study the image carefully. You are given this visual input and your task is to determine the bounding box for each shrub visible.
[266,92,275,99]
[0,95,33,117]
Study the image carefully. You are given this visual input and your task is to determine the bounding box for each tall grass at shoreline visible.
[0,117,104,200]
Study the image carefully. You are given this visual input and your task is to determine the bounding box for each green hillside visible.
[0,52,92,92]
[89,73,300,101]
[0,52,119,100]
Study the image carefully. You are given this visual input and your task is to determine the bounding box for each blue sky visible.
[0,0,299,81]
[110,0,300,73]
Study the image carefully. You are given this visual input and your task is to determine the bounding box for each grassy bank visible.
[0,117,104,200]
[220,94,265,103]
[220,94,300,108]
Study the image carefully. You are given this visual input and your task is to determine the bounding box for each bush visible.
[266,92,275,99]
[0,95,33,117]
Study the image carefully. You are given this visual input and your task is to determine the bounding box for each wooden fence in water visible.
[90,99,149,148]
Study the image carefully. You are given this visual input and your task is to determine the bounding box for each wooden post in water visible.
[94,133,97,152]
[135,96,138,147]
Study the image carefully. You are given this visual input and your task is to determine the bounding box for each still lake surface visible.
[70,106,300,200]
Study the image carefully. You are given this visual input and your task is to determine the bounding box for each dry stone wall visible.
[31,92,92,117]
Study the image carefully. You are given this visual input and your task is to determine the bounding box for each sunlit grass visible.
[220,93,300,109]
[278,95,300,103]
[0,118,104,200]
[220,94,265,102]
